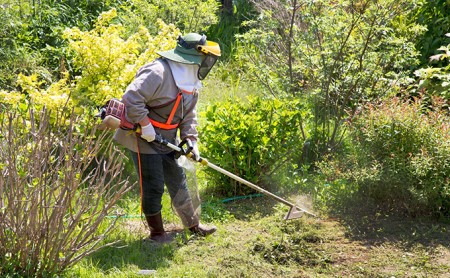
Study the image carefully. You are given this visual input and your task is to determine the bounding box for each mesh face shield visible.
[196,41,220,80]
[198,54,218,80]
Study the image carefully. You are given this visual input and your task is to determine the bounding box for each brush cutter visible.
[97,99,315,220]
[153,135,315,219]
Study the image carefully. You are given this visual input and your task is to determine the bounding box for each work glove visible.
[140,123,156,142]
[191,141,201,161]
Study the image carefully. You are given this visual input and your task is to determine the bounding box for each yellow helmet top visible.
[197,41,221,57]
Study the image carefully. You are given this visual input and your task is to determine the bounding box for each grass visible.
[64,192,450,278]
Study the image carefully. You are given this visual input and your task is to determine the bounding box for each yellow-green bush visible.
[64,8,180,107]
[0,73,71,114]
[1,8,181,117]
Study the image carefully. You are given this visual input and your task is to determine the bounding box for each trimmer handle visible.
[174,138,194,159]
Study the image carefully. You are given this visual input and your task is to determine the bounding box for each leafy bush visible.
[413,34,450,103]
[0,107,133,277]
[2,8,182,114]
[0,72,72,115]
[0,0,125,89]
[409,0,450,66]
[317,97,450,216]
[199,96,306,196]
[205,0,257,60]
[0,5,46,91]
[64,8,180,107]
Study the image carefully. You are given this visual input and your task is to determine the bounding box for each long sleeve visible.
[122,63,164,124]
[114,59,188,154]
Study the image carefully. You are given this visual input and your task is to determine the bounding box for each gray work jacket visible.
[114,58,199,154]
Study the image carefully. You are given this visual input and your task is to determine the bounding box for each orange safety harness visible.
[147,89,195,130]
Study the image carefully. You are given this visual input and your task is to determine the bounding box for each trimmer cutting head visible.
[285,206,305,220]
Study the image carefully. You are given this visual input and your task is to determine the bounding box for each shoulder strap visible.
[147,90,196,130]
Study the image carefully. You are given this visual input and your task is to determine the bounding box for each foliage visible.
[409,0,450,66]
[199,95,307,195]
[119,0,219,36]
[0,73,72,114]
[0,0,219,91]
[0,107,133,277]
[413,33,450,103]
[63,8,180,107]
[2,7,182,115]
[206,0,257,60]
[0,5,44,91]
[0,0,126,89]
[317,97,450,216]
[236,0,424,160]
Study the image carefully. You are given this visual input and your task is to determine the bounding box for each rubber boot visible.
[189,223,217,236]
[175,202,217,236]
[145,212,173,243]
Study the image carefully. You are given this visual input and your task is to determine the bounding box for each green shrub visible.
[409,0,450,67]
[63,9,180,108]
[413,34,450,102]
[318,97,450,216]
[199,96,306,196]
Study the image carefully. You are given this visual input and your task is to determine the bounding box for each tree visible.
[236,0,424,161]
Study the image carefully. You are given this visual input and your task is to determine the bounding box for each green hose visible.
[219,193,264,203]
[106,193,264,219]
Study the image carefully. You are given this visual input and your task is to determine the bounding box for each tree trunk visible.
[221,0,233,15]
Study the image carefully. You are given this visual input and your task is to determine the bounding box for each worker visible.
[114,33,221,243]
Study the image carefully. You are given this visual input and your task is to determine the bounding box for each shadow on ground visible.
[331,200,450,251]
[219,195,278,221]
[85,236,181,273]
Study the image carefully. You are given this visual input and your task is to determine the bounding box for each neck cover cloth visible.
[167,60,202,93]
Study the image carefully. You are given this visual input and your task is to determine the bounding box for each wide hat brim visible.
[157,44,204,65]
